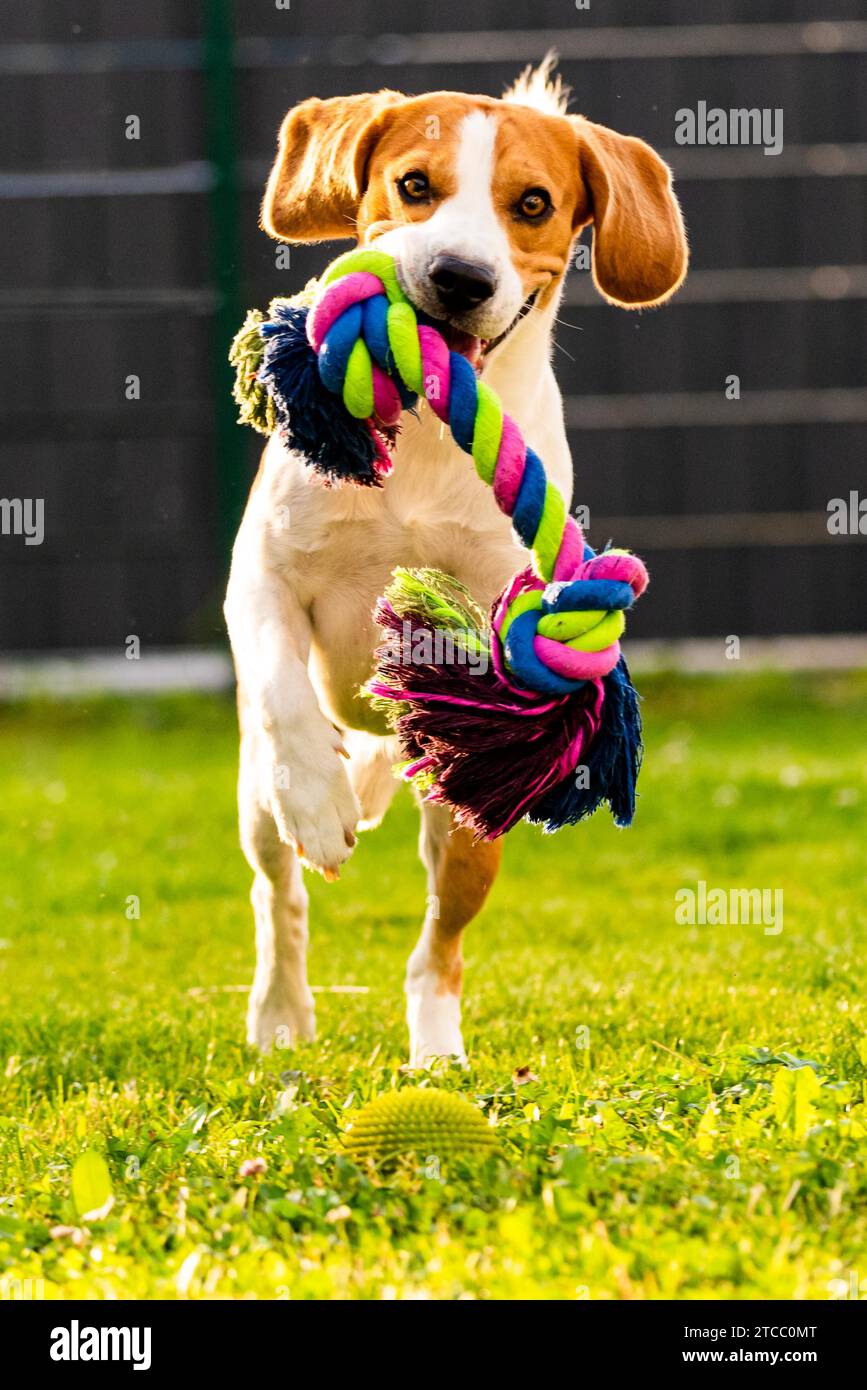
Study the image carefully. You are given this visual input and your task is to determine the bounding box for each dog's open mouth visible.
[481,291,539,359]
[428,291,539,370]
[436,323,485,365]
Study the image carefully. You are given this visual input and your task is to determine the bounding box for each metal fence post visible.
[202,0,246,567]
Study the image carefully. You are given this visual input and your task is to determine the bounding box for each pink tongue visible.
[445,327,483,366]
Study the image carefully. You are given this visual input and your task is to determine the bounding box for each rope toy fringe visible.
[231,248,648,839]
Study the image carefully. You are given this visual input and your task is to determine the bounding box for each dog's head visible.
[261,60,687,353]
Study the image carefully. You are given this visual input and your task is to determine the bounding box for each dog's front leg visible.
[237,747,314,1051]
[226,559,360,1050]
[225,563,360,880]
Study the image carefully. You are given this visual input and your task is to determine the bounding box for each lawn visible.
[0,671,865,1300]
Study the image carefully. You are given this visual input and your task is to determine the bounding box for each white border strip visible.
[566,264,867,307]
[0,162,214,199]
[0,638,863,698]
[1,24,865,76]
[627,634,867,674]
[662,142,867,180]
[587,512,860,549]
[361,21,867,64]
[564,387,867,430]
[0,650,234,699]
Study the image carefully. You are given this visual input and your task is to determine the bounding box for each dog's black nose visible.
[429,255,496,314]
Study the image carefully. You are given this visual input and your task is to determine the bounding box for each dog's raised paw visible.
[269,754,360,880]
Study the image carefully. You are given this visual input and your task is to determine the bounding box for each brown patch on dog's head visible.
[261,64,687,313]
[571,117,688,307]
[260,90,405,242]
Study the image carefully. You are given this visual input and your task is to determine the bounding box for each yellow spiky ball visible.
[344,1087,496,1161]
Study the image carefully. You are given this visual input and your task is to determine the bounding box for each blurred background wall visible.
[1,0,865,654]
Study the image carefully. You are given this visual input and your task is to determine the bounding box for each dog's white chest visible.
[247,341,572,732]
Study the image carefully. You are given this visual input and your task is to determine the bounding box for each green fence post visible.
[202,0,246,565]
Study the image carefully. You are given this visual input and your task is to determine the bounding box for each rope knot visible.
[495,550,648,696]
[230,247,651,836]
[303,249,652,697]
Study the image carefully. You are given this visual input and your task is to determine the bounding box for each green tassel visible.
[366,567,490,731]
[384,567,489,654]
[229,283,330,437]
[229,308,276,436]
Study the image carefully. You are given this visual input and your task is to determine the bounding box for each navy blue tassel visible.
[528,656,643,832]
[258,302,384,487]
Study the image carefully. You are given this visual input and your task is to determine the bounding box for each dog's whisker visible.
[524,303,578,361]
[526,303,583,335]
[550,337,576,363]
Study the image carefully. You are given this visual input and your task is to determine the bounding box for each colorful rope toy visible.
[231,248,648,839]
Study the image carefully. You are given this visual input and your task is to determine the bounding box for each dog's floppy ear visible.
[261,91,403,243]
[572,117,688,307]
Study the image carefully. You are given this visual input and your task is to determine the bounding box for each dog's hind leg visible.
[343,730,399,830]
[239,717,315,1052]
[406,799,502,1067]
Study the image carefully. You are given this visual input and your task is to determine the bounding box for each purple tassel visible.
[369,600,604,839]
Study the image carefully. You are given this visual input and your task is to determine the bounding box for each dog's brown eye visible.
[516,187,552,220]
[397,171,431,202]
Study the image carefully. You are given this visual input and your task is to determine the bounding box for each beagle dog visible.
[224,60,687,1065]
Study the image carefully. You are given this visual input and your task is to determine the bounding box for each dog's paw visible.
[267,735,360,880]
[247,982,316,1053]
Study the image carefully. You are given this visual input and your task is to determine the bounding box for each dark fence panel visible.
[0,0,864,650]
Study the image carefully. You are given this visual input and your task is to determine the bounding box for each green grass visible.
[0,671,866,1300]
